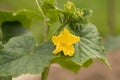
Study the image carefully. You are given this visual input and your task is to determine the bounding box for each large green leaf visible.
[0,10,38,28]
[0,10,45,43]
[71,23,109,66]
[0,9,61,43]
[0,36,54,77]
[52,23,109,73]
[1,21,30,42]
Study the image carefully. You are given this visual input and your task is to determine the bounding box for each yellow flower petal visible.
[52,28,80,56]
[60,28,80,45]
[63,45,74,56]
[52,36,60,45]
[53,44,62,54]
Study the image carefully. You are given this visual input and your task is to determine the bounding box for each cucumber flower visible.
[52,28,80,56]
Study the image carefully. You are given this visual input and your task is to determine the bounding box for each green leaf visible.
[71,23,109,67]
[47,22,60,40]
[0,10,38,28]
[81,9,92,18]
[42,0,59,23]
[0,36,54,77]
[1,21,30,42]
[82,59,93,68]
[41,0,62,39]
[0,10,44,43]
[43,0,56,7]
[51,56,80,73]
[52,23,109,73]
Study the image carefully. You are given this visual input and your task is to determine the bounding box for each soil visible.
[13,51,120,80]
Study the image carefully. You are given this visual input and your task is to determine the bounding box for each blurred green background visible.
[0,0,120,51]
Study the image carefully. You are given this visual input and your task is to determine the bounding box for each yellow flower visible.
[52,28,80,56]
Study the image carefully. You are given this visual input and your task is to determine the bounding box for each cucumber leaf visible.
[0,36,54,77]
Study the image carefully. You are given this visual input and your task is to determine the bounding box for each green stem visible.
[35,0,47,41]
[41,65,50,80]
[35,0,50,79]
[35,0,46,18]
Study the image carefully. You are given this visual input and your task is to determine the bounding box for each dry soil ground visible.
[13,50,120,80]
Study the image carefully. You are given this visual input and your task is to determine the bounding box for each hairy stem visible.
[35,0,47,41]
[35,0,46,18]
[41,65,50,80]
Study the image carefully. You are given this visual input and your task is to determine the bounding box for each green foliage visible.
[0,10,45,43]
[0,36,54,77]
[51,23,109,73]
[71,23,109,66]
[1,0,120,36]
[0,0,110,80]
[1,21,29,42]
[41,0,59,23]
[0,10,37,28]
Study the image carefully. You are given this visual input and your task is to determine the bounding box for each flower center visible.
[61,41,65,46]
